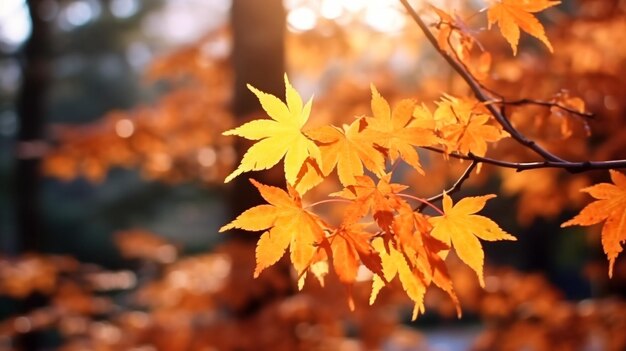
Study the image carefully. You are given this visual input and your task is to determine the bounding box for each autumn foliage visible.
[217,0,626,318]
[25,0,626,348]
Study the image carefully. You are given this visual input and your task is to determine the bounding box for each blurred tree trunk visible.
[15,1,50,350]
[230,0,286,228]
[15,0,50,254]
[228,0,291,315]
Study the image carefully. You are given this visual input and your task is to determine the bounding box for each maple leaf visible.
[428,193,516,287]
[434,95,507,162]
[487,0,560,55]
[331,174,409,232]
[219,179,326,278]
[306,118,386,186]
[390,208,462,318]
[329,223,383,310]
[562,170,626,277]
[330,223,383,285]
[369,237,428,320]
[423,233,462,318]
[292,157,325,195]
[430,5,476,61]
[367,85,439,174]
[223,74,321,185]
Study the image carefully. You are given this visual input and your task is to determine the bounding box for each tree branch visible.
[399,0,626,176]
[417,160,478,211]
[421,146,626,172]
[398,0,567,163]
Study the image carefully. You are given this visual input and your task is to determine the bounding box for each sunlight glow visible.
[285,0,409,33]
[364,3,405,33]
[109,0,139,19]
[320,0,343,19]
[143,0,231,44]
[115,119,134,138]
[287,6,317,32]
[0,0,31,51]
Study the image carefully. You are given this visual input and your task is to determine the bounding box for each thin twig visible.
[495,98,594,119]
[398,193,444,215]
[421,146,626,172]
[417,160,478,211]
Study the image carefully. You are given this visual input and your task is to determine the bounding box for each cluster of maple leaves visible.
[39,0,626,322]
[220,76,517,317]
[220,0,626,317]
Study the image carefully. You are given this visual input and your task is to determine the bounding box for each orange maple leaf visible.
[430,5,476,61]
[429,193,516,287]
[367,85,439,174]
[562,170,626,277]
[434,95,506,162]
[330,223,383,285]
[487,0,560,55]
[391,208,462,318]
[331,174,408,232]
[219,179,326,279]
[306,118,386,186]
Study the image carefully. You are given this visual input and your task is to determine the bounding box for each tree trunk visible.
[230,0,286,226]
[14,1,51,349]
[15,0,50,254]
[227,0,291,316]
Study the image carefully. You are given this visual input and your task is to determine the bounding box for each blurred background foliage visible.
[1,0,626,350]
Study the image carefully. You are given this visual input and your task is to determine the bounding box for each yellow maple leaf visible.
[367,85,439,174]
[223,74,321,185]
[219,179,326,278]
[487,0,560,55]
[369,237,427,320]
[306,118,386,186]
[429,193,516,287]
[562,170,626,277]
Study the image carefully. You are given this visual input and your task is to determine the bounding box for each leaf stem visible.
[418,160,477,211]
[492,98,594,119]
[398,193,444,215]
[305,198,352,209]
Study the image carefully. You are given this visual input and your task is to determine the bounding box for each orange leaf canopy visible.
[562,170,626,277]
[429,193,516,287]
[487,0,560,55]
[219,179,326,279]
